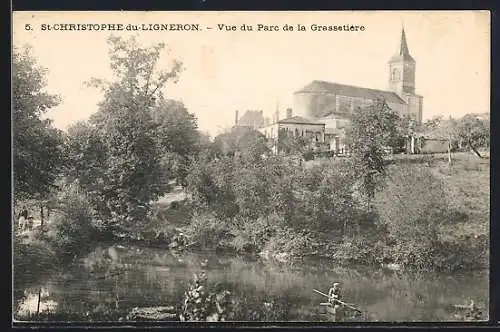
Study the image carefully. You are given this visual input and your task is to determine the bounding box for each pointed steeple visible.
[390,25,415,63]
[388,25,416,95]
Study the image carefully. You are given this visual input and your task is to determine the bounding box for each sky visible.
[13,11,490,137]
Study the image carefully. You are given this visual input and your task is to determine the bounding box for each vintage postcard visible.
[12,11,490,323]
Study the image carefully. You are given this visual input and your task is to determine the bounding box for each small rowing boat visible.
[314,289,365,322]
[319,302,363,321]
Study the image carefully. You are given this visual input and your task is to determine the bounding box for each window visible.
[391,68,400,81]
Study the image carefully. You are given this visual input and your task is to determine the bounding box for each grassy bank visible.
[385,152,489,243]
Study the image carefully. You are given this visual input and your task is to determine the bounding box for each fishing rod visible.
[313,289,363,313]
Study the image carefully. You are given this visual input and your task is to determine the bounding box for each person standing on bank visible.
[18,209,28,231]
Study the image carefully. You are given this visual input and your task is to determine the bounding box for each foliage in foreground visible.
[180,271,289,322]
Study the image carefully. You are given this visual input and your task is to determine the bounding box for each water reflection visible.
[16,287,58,318]
[14,244,488,322]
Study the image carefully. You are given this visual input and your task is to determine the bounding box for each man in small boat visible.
[328,282,341,304]
[328,282,345,321]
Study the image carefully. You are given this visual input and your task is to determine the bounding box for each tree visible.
[153,99,201,186]
[456,114,489,158]
[197,131,213,153]
[435,117,459,167]
[277,132,309,157]
[213,126,269,160]
[13,46,65,202]
[391,114,415,153]
[299,160,359,235]
[85,36,183,228]
[64,121,109,214]
[346,98,400,208]
[376,164,448,270]
[65,121,107,187]
[423,115,443,130]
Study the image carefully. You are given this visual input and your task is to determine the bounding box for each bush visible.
[375,164,457,270]
[180,272,289,322]
[184,213,230,250]
[52,184,98,262]
[297,160,359,233]
[262,226,316,260]
[186,156,238,219]
[431,234,489,272]
[228,215,279,254]
[331,236,383,265]
[185,155,366,259]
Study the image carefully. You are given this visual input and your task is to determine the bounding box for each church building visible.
[288,27,424,154]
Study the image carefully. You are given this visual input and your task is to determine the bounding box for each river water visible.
[13,244,489,322]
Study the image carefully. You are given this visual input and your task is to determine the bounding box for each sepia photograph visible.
[12,11,490,323]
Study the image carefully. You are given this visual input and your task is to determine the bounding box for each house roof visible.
[293,80,406,105]
[278,116,325,125]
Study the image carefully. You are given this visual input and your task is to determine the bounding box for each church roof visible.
[278,116,325,125]
[294,80,406,105]
[389,27,415,63]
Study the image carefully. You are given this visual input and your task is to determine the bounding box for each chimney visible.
[265,116,270,126]
[274,110,279,123]
[286,108,293,118]
[235,110,239,126]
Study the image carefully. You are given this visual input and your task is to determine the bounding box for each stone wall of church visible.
[404,94,423,124]
[387,101,405,115]
[294,92,407,121]
[335,95,405,118]
[293,92,337,118]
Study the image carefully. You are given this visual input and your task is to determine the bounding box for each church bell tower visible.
[388,26,416,96]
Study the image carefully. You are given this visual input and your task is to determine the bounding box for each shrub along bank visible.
[183,153,489,273]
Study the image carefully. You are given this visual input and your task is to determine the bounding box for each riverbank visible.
[90,152,488,273]
[178,152,489,273]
